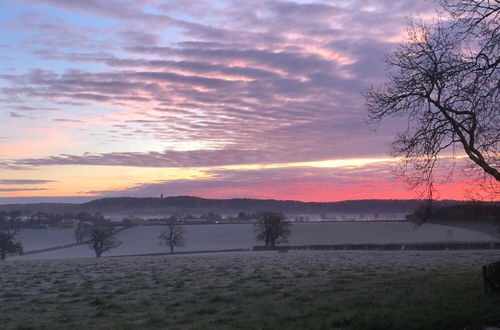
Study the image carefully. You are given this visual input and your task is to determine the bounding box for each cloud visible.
[9,112,24,118]
[53,118,84,123]
[0,179,55,185]
[0,149,313,168]
[0,143,399,169]
[13,0,168,22]
[0,0,447,201]
[0,187,49,192]
[11,105,61,112]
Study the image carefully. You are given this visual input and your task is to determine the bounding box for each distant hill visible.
[0,196,471,216]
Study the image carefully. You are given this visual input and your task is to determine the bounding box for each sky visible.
[0,0,484,203]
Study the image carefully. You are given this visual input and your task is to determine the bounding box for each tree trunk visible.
[170,245,174,253]
[0,251,5,260]
[95,249,102,258]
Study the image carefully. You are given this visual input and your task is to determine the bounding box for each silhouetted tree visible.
[0,211,23,260]
[73,212,108,243]
[28,211,48,227]
[121,217,136,228]
[75,221,94,243]
[0,211,22,229]
[366,0,499,201]
[159,220,186,253]
[406,204,434,225]
[0,230,23,260]
[167,213,180,222]
[76,212,106,224]
[254,212,292,248]
[89,223,121,258]
[205,212,222,222]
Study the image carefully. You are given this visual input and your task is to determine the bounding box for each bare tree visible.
[159,220,186,253]
[0,211,23,260]
[254,212,292,248]
[89,224,121,258]
[365,0,499,201]
[0,230,23,260]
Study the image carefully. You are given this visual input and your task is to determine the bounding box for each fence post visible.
[483,265,489,293]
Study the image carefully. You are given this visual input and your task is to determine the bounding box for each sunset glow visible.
[0,0,490,203]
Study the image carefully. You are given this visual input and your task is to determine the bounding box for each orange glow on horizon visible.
[0,155,490,202]
[176,178,482,203]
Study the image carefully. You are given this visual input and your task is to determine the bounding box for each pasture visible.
[1,250,500,329]
[13,221,497,260]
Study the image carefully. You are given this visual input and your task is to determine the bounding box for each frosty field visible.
[13,221,498,260]
[2,250,500,329]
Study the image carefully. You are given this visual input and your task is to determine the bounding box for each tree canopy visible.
[89,223,121,258]
[254,212,292,248]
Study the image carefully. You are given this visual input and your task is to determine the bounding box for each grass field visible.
[2,250,500,329]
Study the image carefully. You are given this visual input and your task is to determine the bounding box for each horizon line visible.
[0,194,481,206]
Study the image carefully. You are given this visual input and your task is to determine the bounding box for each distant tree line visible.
[407,202,500,225]
[0,210,112,229]
[79,196,430,214]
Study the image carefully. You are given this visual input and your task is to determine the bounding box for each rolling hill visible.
[0,196,471,216]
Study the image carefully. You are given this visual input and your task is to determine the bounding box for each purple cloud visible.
[0,188,49,192]
[0,0,439,176]
[0,179,55,185]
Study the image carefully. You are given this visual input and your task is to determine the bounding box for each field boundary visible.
[254,241,500,251]
[22,241,89,255]
[108,248,252,258]
[20,226,129,256]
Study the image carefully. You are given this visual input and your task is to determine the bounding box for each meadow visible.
[2,250,500,329]
[14,221,497,260]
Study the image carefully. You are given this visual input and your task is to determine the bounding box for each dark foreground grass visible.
[1,250,500,330]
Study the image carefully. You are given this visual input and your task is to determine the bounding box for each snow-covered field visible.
[13,221,497,260]
[16,228,76,251]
